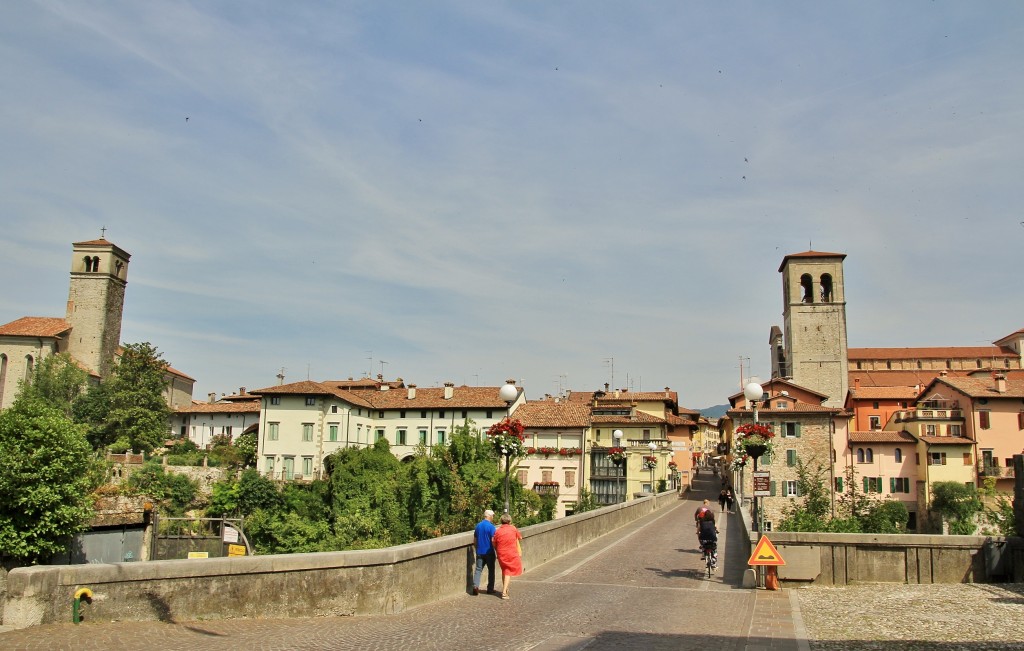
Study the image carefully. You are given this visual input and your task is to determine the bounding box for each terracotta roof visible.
[931,376,1024,400]
[176,400,260,414]
[848,430,916,444]
[728,404,842,416]
[73,238,113,246]
[0,316,71,338]
[848,386,920,400]
[512,402,591,428]
[251,380,343,396]
[849,346,1015,360]
[250,381,513,410]
[918,435,973,446]
[589,411,666,425]
[666,414,697,427]
[849,370,970,388]
[778,250,846,272]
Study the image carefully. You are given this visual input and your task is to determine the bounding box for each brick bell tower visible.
[778,250,849,408]
[66,235,130,379]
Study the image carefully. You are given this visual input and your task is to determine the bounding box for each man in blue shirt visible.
[473,509,496,595]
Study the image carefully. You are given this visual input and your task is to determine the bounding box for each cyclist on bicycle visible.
[695,503,718,570]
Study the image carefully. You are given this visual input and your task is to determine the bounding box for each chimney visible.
[377,373,384,381]
[854,378,860,390]
[604,383,610,392]
[408,384,417,400]
[665,387,671,399]
[444,382,454,400]
[208,392,216,403]
[615,389,621,398]
[995,373,1007,393]
[239,387,246,395]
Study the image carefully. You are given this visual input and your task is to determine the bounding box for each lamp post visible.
[648,441,657,493]
[498,382,519,514]
[743,381,766,588]
[613,429,624,502]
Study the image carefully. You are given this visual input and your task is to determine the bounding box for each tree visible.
[104,342,172,453]
[931,481,982,535]
[233,430,258,468]
[572,487,601,514]
[778,459,832,532]
[21,353,89,417]
[0,395,95,563]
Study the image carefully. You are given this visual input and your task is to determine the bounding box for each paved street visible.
[0,476,804,651]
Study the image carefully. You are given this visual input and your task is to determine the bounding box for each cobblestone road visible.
[0,476,804,650]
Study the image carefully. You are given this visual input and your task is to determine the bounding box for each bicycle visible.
[700,540,718,578]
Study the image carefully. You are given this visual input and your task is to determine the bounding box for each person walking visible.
[492,513,523,600]
[472,509,496,595]
[725,487,735,514]
[718,489,728,513]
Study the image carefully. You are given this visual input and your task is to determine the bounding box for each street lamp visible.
[613,429,624,502]
[498,381,519,514]
[648,441,657,493]
[743,381,766,587]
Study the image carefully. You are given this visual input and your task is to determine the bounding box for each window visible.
[397,429,407,445]
[862,477,883,493]
[331,405,338,414]
[268,422,279,441]
[872,402,880,409]
[375,429,385,442]
[486,410,493,419]
[378,411,385,419]
[283,457,294,480]
[892,477,912,493]
[329,424,338,442]
[421,411,427,418]
[565,470,576,487]
[264,456,275,475]
[866,448,874,463]
[270,396,280,405]
[834,477,844,492]
[1018,412,1024,430]
[517,469,528,484]
[776,401,787,409]
[400,411,406,418]
[949,424,962,436]
[894,448,903,462]
[929,452,947,466]
[302,457,313,477]
[786,449,797,467]
[305,397,316,406]
[784,480,799,497]
[542,470,553,483]
[461,411,468,419]
[979,411,991,429]
[857,448,865,463]
[437,429,446,444]
[869,416,881,431]
[783,422,799,438]
[643,429,651,440]
[925,424,936,436]
[302,423,313,442]
[963,452,972,465]
[419,429,427,445]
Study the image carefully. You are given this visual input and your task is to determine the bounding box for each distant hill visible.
[699,404,729,420]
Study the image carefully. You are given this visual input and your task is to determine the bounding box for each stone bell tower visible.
[65,236,130,378]
[778,250,849,408]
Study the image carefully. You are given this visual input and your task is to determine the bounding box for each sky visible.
[2,1,1023,409]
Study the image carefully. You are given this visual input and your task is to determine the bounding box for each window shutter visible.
[877,477,884,493]
[890,477,895,493]
[1018,411,1024,430]
[795,483,801,497]
[769,481,777,496]
[906,480,912,494]
[836,477,843,492]
[787,449,796,467]
[863,477,869,492]
[794,423,801,438]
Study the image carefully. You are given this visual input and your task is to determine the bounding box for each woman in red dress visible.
[491,512,523,599]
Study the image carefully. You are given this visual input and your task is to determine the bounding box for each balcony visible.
[978,465,1016,479]
[533,482,560,496]
[893,409,963,422]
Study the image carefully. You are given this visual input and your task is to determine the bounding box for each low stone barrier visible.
[2,491,678,629]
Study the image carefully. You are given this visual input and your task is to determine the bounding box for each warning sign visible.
[747,535,786,566]
[227,544,247,557]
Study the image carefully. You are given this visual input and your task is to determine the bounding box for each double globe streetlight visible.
[498,382,520,514]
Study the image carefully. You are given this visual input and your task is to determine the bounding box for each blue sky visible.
[2,1,1022,409]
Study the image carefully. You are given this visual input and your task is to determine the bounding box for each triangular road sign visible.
[747,535,786,566]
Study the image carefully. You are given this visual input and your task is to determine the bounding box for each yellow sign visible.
[187,551,209,559]
[227,544,247,557]
[747,535,786,566]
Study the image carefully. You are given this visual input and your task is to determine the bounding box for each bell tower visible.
[778,251,848,407]
[66,236,130,378]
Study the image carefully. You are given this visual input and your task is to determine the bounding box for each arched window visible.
[24,354,34,383]
[91,256,100,272]
[866,448,874,463]
[819,273,833,302]
[800,274,814,303]
[83,255,93,272]
[856,448,865,463]
[894,448,903,462]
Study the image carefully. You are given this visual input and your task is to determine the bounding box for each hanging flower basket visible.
[487,418,526,458]
[668,461,678,471]
[642,455,658,470]
[608,447,626,465]
[729,453,750,471]
[734,422,775,459]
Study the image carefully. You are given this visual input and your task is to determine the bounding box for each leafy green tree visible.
[72,380,115,449]
[104,342,172,453]
[21,353,89,417]
[572,487,601,514]
[0,395,95,562]
[931,481,982,535]
[124,463,199,516]
[245,509,335,554]
[233,430,258,468]
[206,469,284,517]
[861,500,909,534]
[779,459,832,532]
[327,438,412,548]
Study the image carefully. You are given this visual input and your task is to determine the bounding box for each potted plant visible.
[734,422,775,459]
[487,418,526,458]
[608,447,626,465]
[642,455,658,470]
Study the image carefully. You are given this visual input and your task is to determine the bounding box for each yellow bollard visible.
[73,587,93,623]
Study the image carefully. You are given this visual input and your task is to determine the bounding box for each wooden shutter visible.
[835,477,843,492]
[769,481,777,496]
[863,477,869,492]
[794,423,801,438]
[787,449,797,467]
[890,477,896,493]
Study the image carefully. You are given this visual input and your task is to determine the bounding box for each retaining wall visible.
[3,491,678,629]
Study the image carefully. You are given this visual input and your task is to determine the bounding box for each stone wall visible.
[2,491,678,629]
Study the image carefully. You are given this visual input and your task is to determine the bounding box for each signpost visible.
[753,471,771,497]
[748,535,785,590]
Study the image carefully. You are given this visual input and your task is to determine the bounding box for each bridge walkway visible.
[0,474,807,650]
